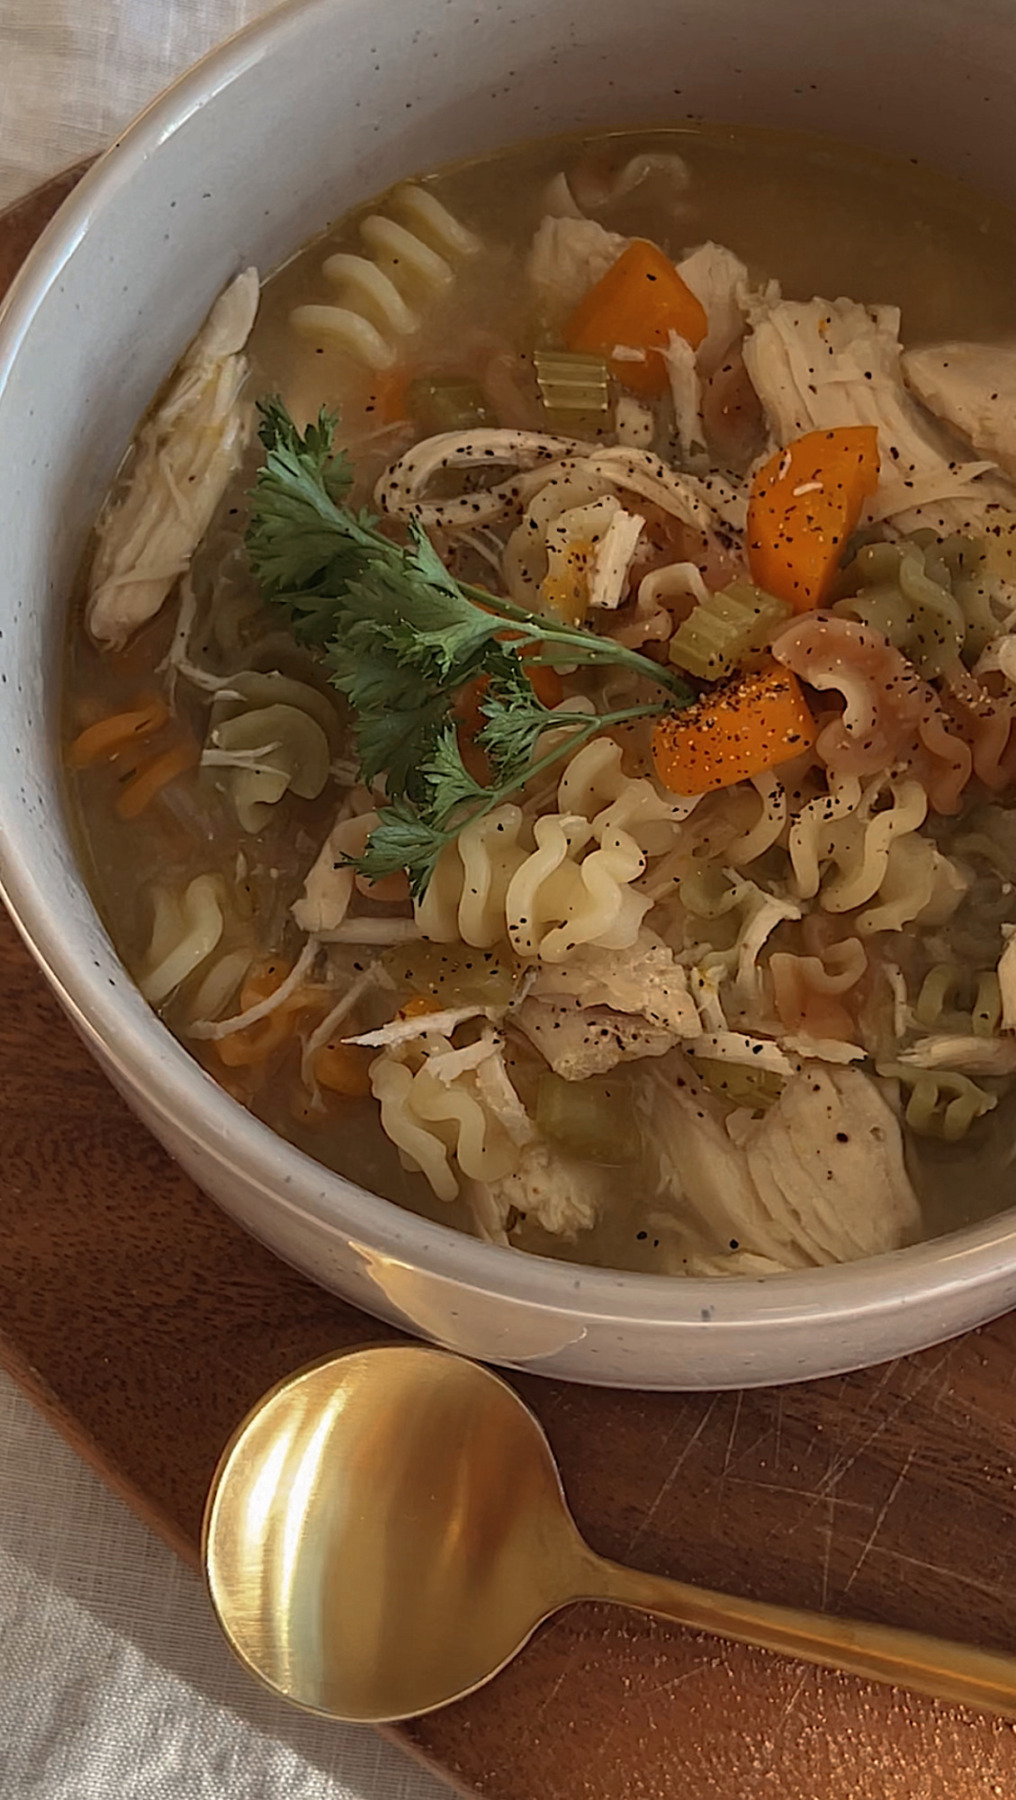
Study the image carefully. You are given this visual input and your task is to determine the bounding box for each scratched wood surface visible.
[5,168,1016,1800]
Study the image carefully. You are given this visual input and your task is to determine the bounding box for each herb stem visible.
[422,700,664,849]
[451,576,691,700]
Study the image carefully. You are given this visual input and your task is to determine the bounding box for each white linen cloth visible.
[0,1372,457,1798]
[0,0,280,209]
[0,6,454,1793]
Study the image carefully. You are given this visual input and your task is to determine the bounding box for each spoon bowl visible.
[204,1344,1016,1724]
[203,1346,588,1721]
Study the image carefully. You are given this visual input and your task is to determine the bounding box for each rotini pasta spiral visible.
[370,1029,532,1202]
[915,964,1002,1036]
[770,937,867,1042]
[833,533,995,679]
[939,661,1016,793]
[878,1062,997,1141]
[417,740,697,959]
[772,613,972,811]
[138,874,225,1003]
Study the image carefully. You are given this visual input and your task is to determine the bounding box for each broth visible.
[65,123,1016,1274]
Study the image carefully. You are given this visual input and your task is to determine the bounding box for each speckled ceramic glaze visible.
[1,0,1015,1389]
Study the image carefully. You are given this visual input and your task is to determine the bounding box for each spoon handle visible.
[583,1552,1016,1720]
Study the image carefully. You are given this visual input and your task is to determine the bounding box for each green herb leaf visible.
[352,799,452,900]
[245,400,694,896]
[418,724,492,827]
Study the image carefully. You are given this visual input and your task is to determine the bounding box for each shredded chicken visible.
[513,998,678,1080]
[899,1033,1016,1075]
[903,342,1016,481]
[526,935,702,1033]
[467,1139,609,1242]
[676,241,770,377]
[662,332,703,462]
[642,1057,920,1269]
[745,1065,921,1265]
[87,268,259,648]
[742,294,1009,530]
[526,215,628,317]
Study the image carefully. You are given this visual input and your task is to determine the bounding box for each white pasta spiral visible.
[415,741,694,960]
[370,1032,528,1201]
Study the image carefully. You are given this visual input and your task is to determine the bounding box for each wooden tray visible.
[5,166,1016,1800]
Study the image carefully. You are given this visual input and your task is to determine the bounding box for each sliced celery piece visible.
[407,375,495,434]
[534,348,610,415]
[668,580,793,681]
[536,1071,639,1164]
[381,942,517,1008]
[694,1057,784,1112]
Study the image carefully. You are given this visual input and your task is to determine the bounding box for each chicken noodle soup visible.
[65,125,1016,1276]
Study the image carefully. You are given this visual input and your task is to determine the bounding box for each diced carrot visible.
[215,960,309,1068]
[67,697,169,770]
[365,365,409,425]
[564,240,708,397]
[401,994,441,1019]
[115,738,198,819]
[747,426,880,611]
[454,674,490,740]
[314,1039,373,1097]
[240,960,300,1012]
[355,868,412,903]
[525,659,565,709]
[215,1013,295,1066]
[652,663,817,795]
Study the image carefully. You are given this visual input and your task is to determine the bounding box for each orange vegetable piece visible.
[115,738,198,820]
[747,426,880,611]
[314,1039,373,1097]
[67,697,169,770]
[525,660,565,709]
[215,959,309,1068]
[652,663,817,796]
[564,240,708,397]
[365,365,409,425]
[401,994,441,1020]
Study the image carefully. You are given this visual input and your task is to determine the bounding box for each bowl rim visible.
[2,0,1016,1340]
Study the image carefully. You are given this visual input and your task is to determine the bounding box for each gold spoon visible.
[203,1343,1016,1724]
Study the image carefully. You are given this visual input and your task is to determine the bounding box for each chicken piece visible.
[513,997,678,1080]
[662,332,703,463]
[467,1139,610,1242]
[675,241,767,377]
[641,1058,801,1265]
[745,1065,921,1265]
[898,1033,1016,1075]
[903,342,1016,481]
[513,936,700,1080]
[88,268,259,647]
[1000,929,1016,1032]
[701,351,768,471]
[742,294,1011,530]
[642,1056,921,1269]
[526,215,628,319]
[527,934,701,1034]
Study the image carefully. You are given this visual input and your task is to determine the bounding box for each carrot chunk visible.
[115,739,198,819]
[67,697,169,769]
[400,994,442,1020]
[564,240,707,397]
[747,426,880,611]
[314,1039,373,1097]
[214,960,309,1068]
[652,663,817,795]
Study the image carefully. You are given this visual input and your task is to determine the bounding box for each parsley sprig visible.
[246,399,691,896]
